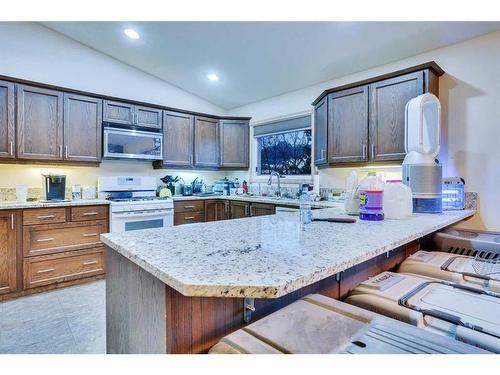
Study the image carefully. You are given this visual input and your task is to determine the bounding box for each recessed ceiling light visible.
[124,29,140,40]
[207,73,219,81]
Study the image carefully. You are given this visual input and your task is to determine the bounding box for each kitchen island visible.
[101,208,474,353]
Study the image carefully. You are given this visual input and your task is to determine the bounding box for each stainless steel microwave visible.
[103,127,163,160]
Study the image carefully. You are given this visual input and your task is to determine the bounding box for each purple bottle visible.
[358,172,384,221]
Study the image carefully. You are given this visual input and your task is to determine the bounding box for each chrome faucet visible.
[267,171,282,199]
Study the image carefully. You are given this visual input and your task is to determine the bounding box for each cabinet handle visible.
[362,144,367,160]
[371,143,375,159]
[65,145,68,159]
[37,214,56,219]
[37,268,55,274]
[245,205,250,217]
[59,145,63,158]
[36,237,54,243]
[83,260,98,266]
[82,212,99,216]
[10,214,14,230]
[225,201,229,213]
[82,233,98,237]
[184,205,196,209]
[321,149,326,160]
[9,141,14,156]
[184,216,195,220]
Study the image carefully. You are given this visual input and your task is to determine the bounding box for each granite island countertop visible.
[101,207,474,299]
[0,199,110,210]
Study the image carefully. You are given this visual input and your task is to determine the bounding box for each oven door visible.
[111,209,173,233]
[103,127,163,160]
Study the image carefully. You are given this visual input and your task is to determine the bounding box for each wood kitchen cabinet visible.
[312,62,443,167]
[369,71,424,161]
[16,85,64,160]
[250,203,276,217]
[328,86,369,164]
[103,100,162,129]
[229,201,250,219]
[313,96,328,166]
[63,93,103,162]
[205,200,229,222]
[194,116,220,168]
[219,119,249,168]
[161,111,194,167]
[0,210,19,295]
[173,200,206,225]
[0,80,15,159]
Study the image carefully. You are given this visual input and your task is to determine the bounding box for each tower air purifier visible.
[402,93,442,213]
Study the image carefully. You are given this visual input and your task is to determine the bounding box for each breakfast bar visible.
[101,208,474,354]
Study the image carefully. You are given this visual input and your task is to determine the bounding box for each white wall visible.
[0,22,224,115]
[228,30,500,231]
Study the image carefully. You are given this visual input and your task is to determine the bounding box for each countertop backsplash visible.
[0,187,75,202]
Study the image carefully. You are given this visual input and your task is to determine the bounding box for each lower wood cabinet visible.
[0,210,19,295]
[250,203,276,217]
[229,201,250,219]
[173,200,205,225]
[205,200,229,222]
[23,247,105,289]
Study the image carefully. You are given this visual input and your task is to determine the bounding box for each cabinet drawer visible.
[23,220,107,257]
[174,211,205,225]
[174,200,205,213]
[71,205,108,222]
[23,207,67,225]
[23,247,105,289]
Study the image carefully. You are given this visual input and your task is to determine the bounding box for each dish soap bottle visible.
[359,172,384,221]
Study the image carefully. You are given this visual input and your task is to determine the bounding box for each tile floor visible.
[0,280,105,354]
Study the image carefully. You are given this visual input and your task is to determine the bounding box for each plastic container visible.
[299,191,312,225]
[344,171,359,216]
[383,180,412,219]
[358,172,384,221]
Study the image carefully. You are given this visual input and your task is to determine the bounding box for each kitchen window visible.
[254,114,312,176]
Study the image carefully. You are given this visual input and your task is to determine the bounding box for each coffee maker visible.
[42,174,67,201]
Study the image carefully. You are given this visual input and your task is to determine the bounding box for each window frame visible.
[250,111,313,184]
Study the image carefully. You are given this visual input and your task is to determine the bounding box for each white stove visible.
[98,176,174,233]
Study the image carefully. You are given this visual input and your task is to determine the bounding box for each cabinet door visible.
[0,210,18,295]
[369,71,424,162]
[230,201,249,219]
[17,85,64,160]
[328,87,369,164]
[250,203,275,217]
[64,93,103,162]
[313,96,328,166]
[163,111,194,167]
[0,80,15,159]
[135,105,163,129]
[103,100,134,126]
[219,119,249,168]
[205,200,229,222]
[194,116,220,168]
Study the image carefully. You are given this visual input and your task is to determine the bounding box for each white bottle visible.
[384,180,413,219]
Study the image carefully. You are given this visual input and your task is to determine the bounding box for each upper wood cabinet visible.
[161,111,194,167]
[103,100,162,129]
[17,85,64,160]
[219,119,249,168]
[328,86,369,164]
[63,93,103,162]
[312,62,443,167]
[313,96,328,166]
[0,80,15,159]
[369,71,424,162]
[194,116,219,168]
[0,210,19,295]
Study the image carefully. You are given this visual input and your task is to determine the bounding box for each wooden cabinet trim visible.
[0,80,15,159]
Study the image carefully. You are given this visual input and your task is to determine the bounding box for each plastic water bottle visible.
[300,191,313,225]
[359,172,384,221]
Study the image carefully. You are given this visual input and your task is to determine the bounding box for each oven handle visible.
[112,210,173,219]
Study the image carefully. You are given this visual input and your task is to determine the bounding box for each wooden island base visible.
[105,240,420,354]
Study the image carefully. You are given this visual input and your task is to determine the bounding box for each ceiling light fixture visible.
[124,29,140,40]
[207,73,219,81]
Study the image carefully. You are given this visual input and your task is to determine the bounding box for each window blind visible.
[253,115,311,137]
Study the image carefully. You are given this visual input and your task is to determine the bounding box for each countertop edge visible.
[0,199,111,210]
